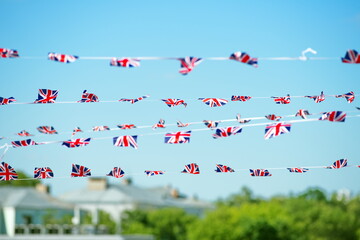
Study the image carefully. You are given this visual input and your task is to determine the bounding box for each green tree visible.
[0,171,40,187]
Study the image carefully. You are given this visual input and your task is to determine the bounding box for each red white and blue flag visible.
[341,49,360,64]
[203,120,219,129]
[164,131,191,144]
[17,130,33,137]
[272,94,291,104]
[37,126,58,134]
[78,90,99,103]
[110,58,140,68]
[0,97,16,105]
[212,126,242,139]
[305,91,325,103]
[48,52,78,63]
[287,168,309,173]
[177,121,190,128]
[264,122,291,140]
[119,95,149,104]
[236,114,251,124]
[152,119,166,129]
[295,109,310,119]
[72,127,83,136]
[113,135,138,149]
[181,163,200,174]
[265,114,282,121]
[335,91,355,103]
[326,159,348,169]
[71,164,91,177]
[229,52,258,67]
[93,126,110,131]
[107,167,125,178]
[250,169,272,176]
[34,89,59,104]
[12,139,37,147]
[117,124,136,130]
[231,95,252,102]
[161,99,187,107]
[144,170,165,176]
[215,164,235,173]
[319,111,346,122]
[0,48,19,58]
[179,56,203,75]
[62,138,91,148]
[34,167,54,179]
[0,162,18,181]
[198,98,228,107]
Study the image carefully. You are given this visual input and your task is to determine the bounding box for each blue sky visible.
[0,0,359,201]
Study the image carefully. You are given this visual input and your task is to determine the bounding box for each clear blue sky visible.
[0,0,359,201]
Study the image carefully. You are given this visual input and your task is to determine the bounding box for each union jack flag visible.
[48,52,78,63]
[152,119,165,129]
[319,111,346,122]
[71,164,91,177]
[117,124,136,129]
[37,126,58,134]
[265,114,282,121]
[92,126,110,131]
[287,168,309,173]
[62,138,91,148]
[177,121,190,127]
[119,95,149,104]
[229,52,258,67]
[264,122,291,140]
[203,120,219,129]
[113,135,138,149]
[249,169,272,176]
[164,131,191,144]
[106,167,125,178]
[161,99,187,107]
[272,94,291,104]
[110,57,140,67]
[144,170,165,176]
[179,56,203,75]
[0,48,19,58]
[198,98,228,107]
[181,163,200,174]
[236,114,251,124]
[231,95,252,102]
[0,97,16,105]
[212,126,242,139]
[341,49,360,64]
[295,109,310,119]
[11,139,37,147]
[34,89,59,104]
[215,164,235,173]
[0,162,18,181]
[72,127,83,136]
[34,167,54,179]
[326,159,348,169]
[305,91,325,103]
[78,90,99,103]
[17,130,33,137]
[335,91,355,103]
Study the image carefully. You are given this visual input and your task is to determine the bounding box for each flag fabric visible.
[164,131,191,144]
[287,168,309,173]
[203,120,219,128]
[335,91,355,103]
[0,48,19,58]
[110,58,140,68]
[264,122,291,140]
[0,162,18,181]
[34,89,59,104]
[152,119,165,129]
[177,121,190,127]
[72,127,83,136]
[92,126,110,131]
[62,138,91,148]
[319,111,346,122]
[198,98,228,107]
[161,99,187,107]
[229,52,258,67]
[37,126,58,134]
[78,90,99,103]
[326,159,348,169]
[106,167,125,178]
[236,114,251,124]
[212,126,242,139]
[231,95,252,102]
[341,49,360,64]
[113,135,138,149]
[144,170,165,176]
[34,167,54,179]
[0,97,16,105]
[295,109,310,119]
[305,91,325,103]
[17,130,33,137]
[272,94,291,104]
[250,169,272,176]
[179,56,203,75]
[11,139,37,147]
[265,114,282,121]
[215,164,235,173]
[117,124,136,130]
[181,163,200,174]
[71,164,91,177]
[48,52,78,63]
[119,95,149,104]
